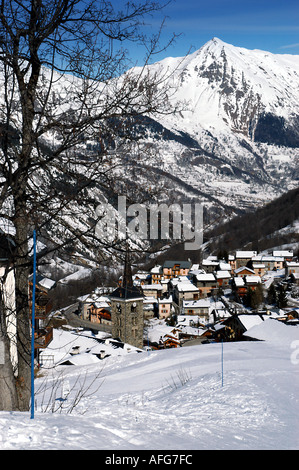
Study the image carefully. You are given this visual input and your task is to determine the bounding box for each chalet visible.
[141,283,163,299]
[143,296,158,319]
[215,270,231,288]
[182,298,210,318]
[232,277,247,298]
[79,293,111,320]
[235,251,257,269]
[173,280,200,310]
[290,272,299,285]
[176,320,212,345]
[87,299,111,325]
[285,261,299,277]
[272,250,293,261]
[252,263,266,277]
[162,260,191,279]
[213,313,264,342]
[194,273,217,298]
[163,330,181,348]
[158,296,174,319]
[234,266,256,277]
[133,271,151,286]
[150,265,163,284]
[29,274,56,350]
[245,275,262,290]
[147,325,181,349]
[201,258,219,273]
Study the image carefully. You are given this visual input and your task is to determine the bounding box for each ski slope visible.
[0,318,298,450]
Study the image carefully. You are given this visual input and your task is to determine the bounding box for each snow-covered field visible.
[0,318,298,451]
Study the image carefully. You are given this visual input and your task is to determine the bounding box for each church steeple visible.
[122,248,133,289]
[109,245,144,349]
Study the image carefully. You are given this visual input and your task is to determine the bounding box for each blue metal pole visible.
[221,339,224,387]
[30,230,37,419]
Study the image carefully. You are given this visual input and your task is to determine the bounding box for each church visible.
[109,252,144,349]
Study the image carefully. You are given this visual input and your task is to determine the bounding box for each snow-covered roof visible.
[38,277,56,290]
[175,281,199,292]
[234,266,255,274]
[235,251,257,258]
[234,277,245,287]
[196,273,216,281]
[238,314,264,330]
[202,259,218,266]
[141,284,163,290]
[215,270,231,279]
[39,329,141,367]
[272,250,293,258]
[245,275,261,284]
[218,262,231,271]
[150,265,162,274]
[183,299,210,308]
[158,296,173,304]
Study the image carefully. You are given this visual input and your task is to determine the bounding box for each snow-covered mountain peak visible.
[150,38,299,139]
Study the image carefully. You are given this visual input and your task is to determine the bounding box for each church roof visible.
[110,285,143,300]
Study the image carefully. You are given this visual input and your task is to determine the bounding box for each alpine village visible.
[21,244,299,368]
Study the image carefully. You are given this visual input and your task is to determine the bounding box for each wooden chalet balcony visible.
[34,327,53,349]
[29,299,53,319]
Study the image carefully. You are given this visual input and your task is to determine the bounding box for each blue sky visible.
[126,0,299,64]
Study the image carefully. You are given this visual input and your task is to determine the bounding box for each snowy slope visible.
[0,318,298,450]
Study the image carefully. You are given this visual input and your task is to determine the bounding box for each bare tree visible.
[0,0,181,411]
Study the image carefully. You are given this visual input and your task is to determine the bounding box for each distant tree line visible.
[206,187,299,254]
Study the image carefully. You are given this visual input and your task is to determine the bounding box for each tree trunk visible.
[0,311,18,410]
[14,197,32,411]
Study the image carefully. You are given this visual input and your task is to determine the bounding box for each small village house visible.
[141,283,163,299]
[132,271,151,286]
[285,261,299,277]
[235,251,257,269]
[234,266,256,277]
[150,265,163,284]
[252,255,282,271]
[245,275,262,290]
[201,258,219,273]
[252,263,266,277]
[87,300,111,325]
[158,296,174,319]
[143,296,158,319]
[215,270,231,288]
[232,277,247,298]
[272,250,293,261]
[162,260,191,279]
[173,280,200,311]
[182,298,210,320]
[193,273,217,298]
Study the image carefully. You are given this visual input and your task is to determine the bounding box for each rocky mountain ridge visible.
[126,37,299,219]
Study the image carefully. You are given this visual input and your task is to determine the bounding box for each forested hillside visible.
[205,187,299,255]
